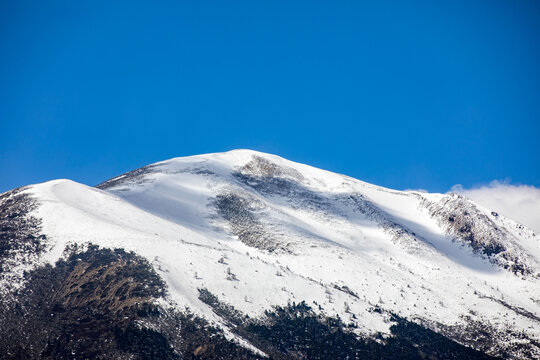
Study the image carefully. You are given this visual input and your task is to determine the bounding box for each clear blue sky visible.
[1,0,539,193]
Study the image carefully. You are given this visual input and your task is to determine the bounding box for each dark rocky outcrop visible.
[0,245,256,360]
[422,194,535,275]
[0,186,48,288]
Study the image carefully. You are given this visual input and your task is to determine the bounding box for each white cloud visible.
[450,180,540,233]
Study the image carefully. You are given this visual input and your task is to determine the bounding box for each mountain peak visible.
[1,152,538,359]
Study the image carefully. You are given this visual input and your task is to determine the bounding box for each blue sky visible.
[1,0,539,194]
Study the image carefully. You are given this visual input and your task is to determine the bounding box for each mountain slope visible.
[1,150,538,359]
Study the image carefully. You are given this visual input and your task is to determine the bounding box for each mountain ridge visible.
[1,150,538,359]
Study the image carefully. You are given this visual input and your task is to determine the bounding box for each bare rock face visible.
[422,193,538,276]
[0,187,48,290]
[214,191,278,251]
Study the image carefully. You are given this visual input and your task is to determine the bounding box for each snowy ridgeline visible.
[1,149,538,359]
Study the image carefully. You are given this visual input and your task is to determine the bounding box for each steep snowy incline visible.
[98,149,538,274]
[99,150,540,357]
[2,149,538,359]
[28,179,390,345]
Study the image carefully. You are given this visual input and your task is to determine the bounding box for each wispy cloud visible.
[450,180,540,233]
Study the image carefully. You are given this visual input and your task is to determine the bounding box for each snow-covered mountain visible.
[1,150,538,359]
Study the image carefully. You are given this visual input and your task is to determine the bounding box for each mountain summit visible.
[1,150,538,359]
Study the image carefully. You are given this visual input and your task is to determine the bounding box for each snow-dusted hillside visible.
[1,150,538,359]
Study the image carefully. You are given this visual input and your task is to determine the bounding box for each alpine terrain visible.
[1,149,538,359]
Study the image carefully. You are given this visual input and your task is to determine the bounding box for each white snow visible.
[11,149,539,355]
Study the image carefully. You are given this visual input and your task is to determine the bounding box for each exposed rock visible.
[422,193,536,275]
